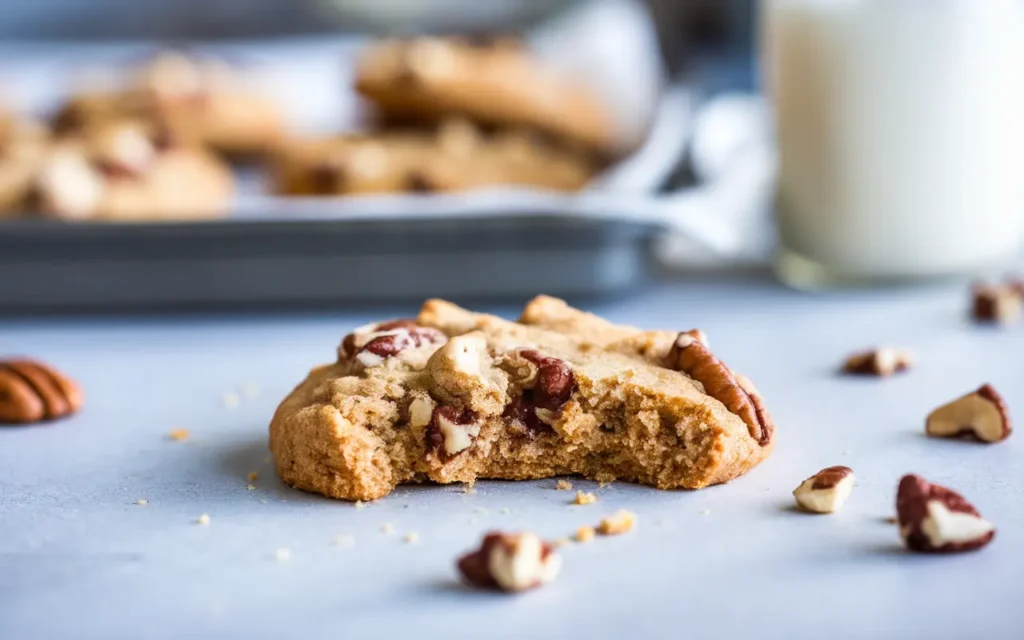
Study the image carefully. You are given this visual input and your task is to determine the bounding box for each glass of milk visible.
[763,0,1024,288]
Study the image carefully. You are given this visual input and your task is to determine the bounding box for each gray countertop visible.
[1,276,1021,640]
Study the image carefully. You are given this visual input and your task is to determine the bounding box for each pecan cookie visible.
[355,37,615,155]
[269,297,774,501]
[0,111,49,217]
[33,119,233,221]
[273,118,597,196]
[56,51,284,160]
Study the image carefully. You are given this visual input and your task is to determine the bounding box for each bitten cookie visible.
[273,119,597,196]
[0,111,49,217]
[269,297,775,501]
[33,119,233,221]
[355,37,616,155]
[56,51,284,160]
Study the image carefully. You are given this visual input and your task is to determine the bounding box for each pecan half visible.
[667,334,773,446]
[0,359,83,425]
[457,531,561,593]
[925,384,1012,443]
[896,474,995,553]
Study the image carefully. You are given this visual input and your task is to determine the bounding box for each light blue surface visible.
[1,277,1022,640]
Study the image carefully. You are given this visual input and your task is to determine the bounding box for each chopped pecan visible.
[0,359,83,425]
[339,318,419,359]
[457,531,561,592]
[667,334,773,446]
[426,405,480,458]
[896,474,995,553]
[503,350,576,436]
[925,384,1012,443]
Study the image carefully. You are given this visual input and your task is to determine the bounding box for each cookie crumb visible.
[354,500,367,510]
[168,428,190,441]
[260,499,268,504]
[221,392,240,409]
[333,534,355,547]
[196,514,211,526]
[380,522,395,535]
[473,507,489,515]
[246,484,256,491]
[551,537,572,548]
[597,509,636,535]
[403,532,420,544]
[274,548,291,562]
[556,479,574,491]
[573,491,597,506]
[462,483,476,494]
[575,526,596,543]
[135,499,149,506]
[247,471,259,482]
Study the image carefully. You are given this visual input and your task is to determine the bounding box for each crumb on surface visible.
[333,534,355,547]
[168,428,190,442]
[461,483,476,494]
[354,500,367,509]
[500,507,510,515]
[556,479,574,491]
[222,392,241,409]
[403,532,420,544]
[241,382,261,398]
[597,510,636,535]
[473,507,489,515]
[248,471,259,482]
[260,499,268,504]
[574,491,597,506]
[274,548,291,562]
[380,522,395,535]
[196,514,211,526]
[135,499,149,506]
[575,526,596,543]
[246,484,256,491]
[551,537,572,548]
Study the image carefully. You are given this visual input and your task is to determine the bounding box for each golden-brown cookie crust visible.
[270,298,774,501]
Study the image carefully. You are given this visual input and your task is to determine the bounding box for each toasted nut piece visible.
[457,531,561,592]
[573,491,598,506]
[338,319,419,359]
[793,466,855,513]
[574,526,596,543]
[668,334,773,446]
[896,474,994,553]
[407,394,436,429]
[0,359,83,425]
[926,384,1012,443]
[971,284,1022,324]
[427,405,480,457]
[842,348,913,377]
[597,509,636,535]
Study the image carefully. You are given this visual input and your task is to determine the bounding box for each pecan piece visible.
[896,474,995,553]
[925,384,1012,443]
[457,531,561,593]
[842,348,913,377]
[0,359,83,425]
[339,318,419,359]
[667,334,773,446]
[971,283,1022,325]
[793,466,855,513]
[339,319,446,367]
[426,405,480,458]
[503,350,576,436]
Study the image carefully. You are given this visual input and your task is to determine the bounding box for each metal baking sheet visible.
[0,214,661,311]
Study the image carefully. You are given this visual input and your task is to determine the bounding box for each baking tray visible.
[0,214,661,311]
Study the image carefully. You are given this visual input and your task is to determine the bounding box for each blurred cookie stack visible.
[273,36,614,197]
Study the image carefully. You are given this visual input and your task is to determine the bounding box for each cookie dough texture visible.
[270,297,774,501]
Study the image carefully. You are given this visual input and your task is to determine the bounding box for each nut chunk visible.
[971,284,1022,325]
[926,384,1012,443]
[896,474,995,553]
[793,466,855,514]
[842,348,913,377]
[0,359,84,425]
[457,531,561,593]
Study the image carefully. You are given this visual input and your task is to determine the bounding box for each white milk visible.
[763,0,1024,284]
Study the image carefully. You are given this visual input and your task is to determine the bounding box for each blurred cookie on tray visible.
[32,119,233,222]
[0,109,50,217]
[355,36,616,157]
[55,51,284,161]
[273,118,598,196]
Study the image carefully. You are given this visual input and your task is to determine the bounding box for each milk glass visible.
[763,0,1024,288]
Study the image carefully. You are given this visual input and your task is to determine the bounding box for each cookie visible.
[355,37,615,155]
[273,118,597,196]
[0,111,49,217]
[269,297,774,501]
[33,119,234,221]
[55,51,284,160]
